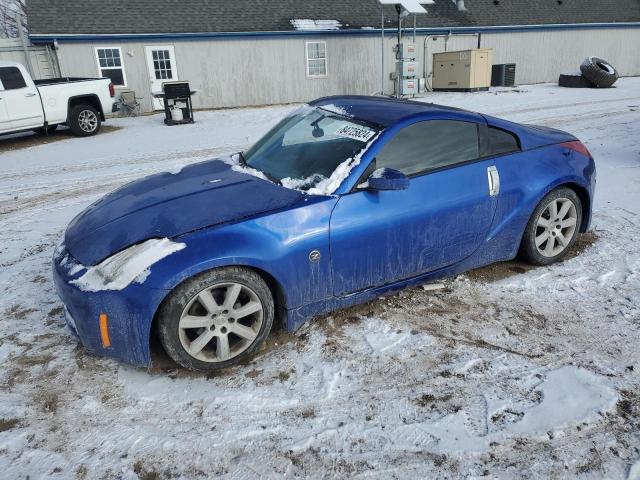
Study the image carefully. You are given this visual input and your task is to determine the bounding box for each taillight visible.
[561,140,592,159]
[109,83,115,97]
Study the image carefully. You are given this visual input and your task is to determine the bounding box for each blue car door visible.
[330,119,498,296]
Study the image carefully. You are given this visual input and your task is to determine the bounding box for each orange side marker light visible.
[99,313,111,348]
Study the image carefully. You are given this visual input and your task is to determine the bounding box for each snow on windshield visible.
[288,131,380,196]
[225,104,380,196]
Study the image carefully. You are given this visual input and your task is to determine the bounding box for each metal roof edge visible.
[30,22,640,43]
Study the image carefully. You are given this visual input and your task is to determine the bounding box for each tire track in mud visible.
[488,95,640,118]
[0,144,250,219]
[0,144,245,182]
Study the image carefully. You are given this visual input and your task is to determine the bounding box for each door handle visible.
[25,92,37,97]
[487,166,500,197]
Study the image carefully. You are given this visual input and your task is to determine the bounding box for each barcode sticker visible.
[334,125,376,142]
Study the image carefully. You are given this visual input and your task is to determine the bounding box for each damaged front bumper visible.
[52,245,170,367]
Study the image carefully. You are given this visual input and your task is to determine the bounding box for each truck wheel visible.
[69,105,101,137]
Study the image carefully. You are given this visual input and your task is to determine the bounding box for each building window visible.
[151,49,173,80]
[306,42,327,78]
[95,47,127,86]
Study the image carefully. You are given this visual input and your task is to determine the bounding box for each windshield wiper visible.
[238,151,281,186]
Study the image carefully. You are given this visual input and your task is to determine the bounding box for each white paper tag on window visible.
[334,124,376,142]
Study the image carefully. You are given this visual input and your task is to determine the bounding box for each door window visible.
[376,120,480,176]
[152,50,173,80]
[0,67,27,90]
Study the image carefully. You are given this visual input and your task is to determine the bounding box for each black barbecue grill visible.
[158,81,195,125]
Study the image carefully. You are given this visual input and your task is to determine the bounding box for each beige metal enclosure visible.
[432,49,492,90]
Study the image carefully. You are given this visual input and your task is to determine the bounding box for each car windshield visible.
[243,106,381,191]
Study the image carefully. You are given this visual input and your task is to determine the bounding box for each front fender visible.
[141,196,337,311]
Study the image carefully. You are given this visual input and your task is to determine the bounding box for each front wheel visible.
[68,105,101,137]
[157,267,274,372]
[520,187,582,266]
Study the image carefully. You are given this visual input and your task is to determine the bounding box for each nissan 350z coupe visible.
[53,96,596,371]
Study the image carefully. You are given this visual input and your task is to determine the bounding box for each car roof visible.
[309,95,477,128]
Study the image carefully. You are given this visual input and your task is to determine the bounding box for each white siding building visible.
[27,0,640,112]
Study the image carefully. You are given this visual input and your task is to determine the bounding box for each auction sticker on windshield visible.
[334,124,376,142]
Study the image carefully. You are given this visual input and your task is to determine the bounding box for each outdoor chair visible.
[118,91,143,116]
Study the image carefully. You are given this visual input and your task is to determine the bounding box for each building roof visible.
[311,95,476,127]
[27,0,640,37]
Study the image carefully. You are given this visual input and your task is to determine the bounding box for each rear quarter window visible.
[0,67,27,90]
[487,126,520,156]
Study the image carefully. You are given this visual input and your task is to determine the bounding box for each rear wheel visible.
[68,104,101,137]
[157,267,274,372]
[520,187,582,266]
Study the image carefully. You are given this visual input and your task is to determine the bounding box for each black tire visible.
[558,73,595,88]
[157,267,274,372]
[32,124,58,135]
[520,187,583,266]
[68,104,101,137]
[580,57,619,88]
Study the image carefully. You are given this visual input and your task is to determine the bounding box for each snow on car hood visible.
[65,159,303,266]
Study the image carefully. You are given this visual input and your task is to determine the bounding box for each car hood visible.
[65,159,303,266]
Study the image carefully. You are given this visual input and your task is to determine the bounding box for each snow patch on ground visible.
[507,366,617,435]
[70,238,185,292]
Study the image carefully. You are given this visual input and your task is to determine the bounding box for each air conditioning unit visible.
[491,63,517,87]
[432,49,493,91]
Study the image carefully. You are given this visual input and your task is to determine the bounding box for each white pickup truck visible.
[0,61,117,138]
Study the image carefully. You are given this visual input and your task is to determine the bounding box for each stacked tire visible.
[559,57,619,89]
[580,57,619,88]
[558,73,595,88]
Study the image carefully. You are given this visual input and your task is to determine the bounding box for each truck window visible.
[0,67,27,90]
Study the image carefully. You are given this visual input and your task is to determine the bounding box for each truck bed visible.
[33,77,104,86]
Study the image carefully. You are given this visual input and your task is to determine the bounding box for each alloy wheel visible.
[534,197,578,257]
[78,110,98,133]
[178,282,264,362]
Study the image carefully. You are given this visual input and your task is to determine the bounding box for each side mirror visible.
[367,168,409,191]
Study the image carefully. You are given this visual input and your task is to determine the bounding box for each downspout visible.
[381,6,385,95]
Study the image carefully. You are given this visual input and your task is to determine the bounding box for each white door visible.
[144,45,178,110]
[0,65,44,130]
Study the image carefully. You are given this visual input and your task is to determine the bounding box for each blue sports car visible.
[53,96,595,371]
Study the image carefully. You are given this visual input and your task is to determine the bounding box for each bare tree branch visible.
[0,0,27,38]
